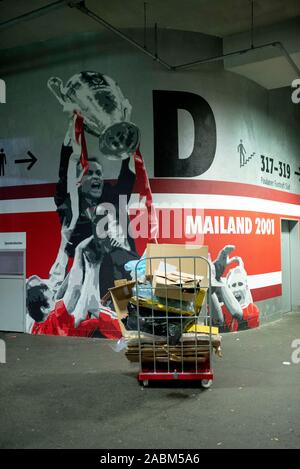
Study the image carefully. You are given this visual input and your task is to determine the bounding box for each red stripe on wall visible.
[132,208,282,276]
[0,183,57,200]
[252,284,282,302]
[0,209,282,282]
[149,179,300,205]
[0,211,283,302]
[1,179,300,205]
[0,180,117,200]
[203,210,281,275]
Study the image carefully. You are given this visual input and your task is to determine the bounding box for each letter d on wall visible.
[153,90,216,177]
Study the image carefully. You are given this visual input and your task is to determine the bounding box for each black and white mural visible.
[26,71,142,338]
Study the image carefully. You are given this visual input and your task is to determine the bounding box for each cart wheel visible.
[201,379,212,389]
[142,380,149,387]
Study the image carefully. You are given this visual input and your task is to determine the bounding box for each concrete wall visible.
[0,28,299,335]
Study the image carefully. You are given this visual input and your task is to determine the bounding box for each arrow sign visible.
[15,151,37,170]
[295,167,300,177]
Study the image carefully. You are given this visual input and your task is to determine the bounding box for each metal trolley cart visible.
[132,255,215,388]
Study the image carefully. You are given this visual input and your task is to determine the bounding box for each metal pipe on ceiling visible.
[73,2,299,76]
[173,42,278,70]
[0,0,73,31]
[173,41,300,76]
[0,0,299,78]
[275,42,300,76]
[74,1,173,71]
[143,2,147,50]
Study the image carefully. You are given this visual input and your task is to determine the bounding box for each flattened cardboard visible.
[114,279,130,287]
[153,269,204,301]
[109,280,135,337]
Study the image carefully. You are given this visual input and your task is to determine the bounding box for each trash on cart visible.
[109,245,221,386]
[131,281,199,314]
[125,331,222,364]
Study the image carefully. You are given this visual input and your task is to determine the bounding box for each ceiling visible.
[0,0,299,89]
[1,0,300,51]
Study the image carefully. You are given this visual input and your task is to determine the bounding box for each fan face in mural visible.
[210,246,260,332]
[25,71,260,338]
[227,266,251,307]
[225,263,260,331]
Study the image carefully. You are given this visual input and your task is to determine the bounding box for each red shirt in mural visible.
[31,300,122,339]
[222,303,260,332]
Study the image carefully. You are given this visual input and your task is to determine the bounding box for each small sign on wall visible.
[0,232,26,250]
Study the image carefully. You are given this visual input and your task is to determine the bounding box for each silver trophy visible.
[47,71,140,160]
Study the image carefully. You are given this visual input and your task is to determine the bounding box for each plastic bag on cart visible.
[124,252,146,282]
[108,337,128,352]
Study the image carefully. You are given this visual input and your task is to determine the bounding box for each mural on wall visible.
[211,245,259,332]
[23,70,261,338]
[26,71,142,337]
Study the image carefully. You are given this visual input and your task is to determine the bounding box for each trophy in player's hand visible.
[48,71,140,160]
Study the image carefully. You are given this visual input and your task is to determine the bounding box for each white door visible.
[280,219,299,314]
[280,220,291,313]
[0,250,26,332]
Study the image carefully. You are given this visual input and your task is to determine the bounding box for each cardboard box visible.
[109,280,222,364]
[114,279,130,287]
[153,270,204,302]
[145,243,209,287]
[109,280,136,337]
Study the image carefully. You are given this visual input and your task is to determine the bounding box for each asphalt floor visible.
[0,311,300,449]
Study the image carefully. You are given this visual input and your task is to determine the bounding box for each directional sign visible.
[15,151,37,170]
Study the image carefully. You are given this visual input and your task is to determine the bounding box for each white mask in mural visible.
[226,262,253,309]
[47,71,140,160]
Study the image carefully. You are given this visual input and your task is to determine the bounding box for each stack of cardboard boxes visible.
[109,244,222,369]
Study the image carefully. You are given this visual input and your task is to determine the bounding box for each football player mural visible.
[210,246,260,332]
[26,71,142,338]
[25,71,260,337]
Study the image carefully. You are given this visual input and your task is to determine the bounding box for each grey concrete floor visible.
[0,312,300,449]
